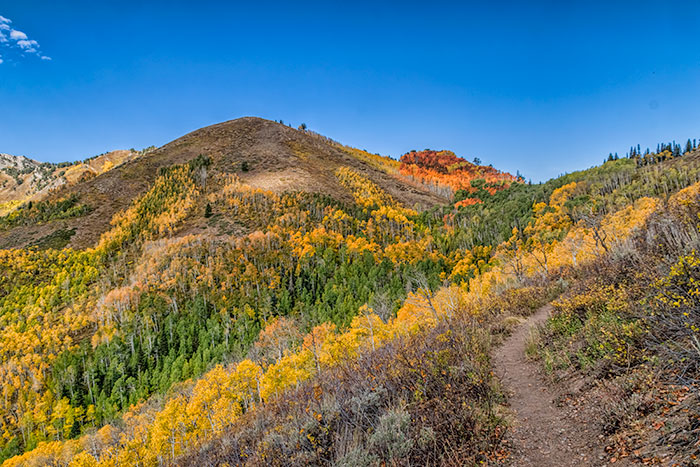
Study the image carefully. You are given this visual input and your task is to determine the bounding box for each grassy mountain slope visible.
[0,150,140,212]
[0,118,449,251]
[167,146,700,467]
[0,150,143,248]
[2,120,700,466]
[0,118,493,464]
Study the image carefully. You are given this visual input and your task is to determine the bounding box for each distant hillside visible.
[0,153,57,214]
[0,150,141,215]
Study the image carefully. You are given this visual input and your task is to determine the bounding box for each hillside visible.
[0,118,451,250]
[2,120,700,466]
[399,149,518,204]
[0,153,66,210]
[0,150,140,213]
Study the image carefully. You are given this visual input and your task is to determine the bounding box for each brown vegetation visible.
[0,118,447,250]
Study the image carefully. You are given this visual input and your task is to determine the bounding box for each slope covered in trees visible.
[0,122,456,463]
[399,149,518,204]
[2,120,700,466]
[0,118,446,252]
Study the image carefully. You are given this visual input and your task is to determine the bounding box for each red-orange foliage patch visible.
[454,197,483,208]
[399,150,518,195]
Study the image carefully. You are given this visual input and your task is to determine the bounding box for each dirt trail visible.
[494,304,604,466]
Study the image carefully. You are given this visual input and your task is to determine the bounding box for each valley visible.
[1,118,699,466]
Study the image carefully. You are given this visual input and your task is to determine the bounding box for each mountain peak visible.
[0,119,452,249]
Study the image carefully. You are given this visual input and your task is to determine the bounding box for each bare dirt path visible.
[493,304,604,466]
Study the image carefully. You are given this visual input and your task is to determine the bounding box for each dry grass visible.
[0,118,447,250]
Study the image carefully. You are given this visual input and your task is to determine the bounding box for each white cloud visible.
[17,39,38,52]
[0,15,50,63]
[10,29,27,40]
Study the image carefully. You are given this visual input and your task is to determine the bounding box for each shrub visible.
[176,314,504,466]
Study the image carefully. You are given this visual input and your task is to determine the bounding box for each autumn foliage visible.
[399,150,518,201]
[2,137,700,465]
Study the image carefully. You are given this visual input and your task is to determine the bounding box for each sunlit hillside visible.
[1,119,700,466]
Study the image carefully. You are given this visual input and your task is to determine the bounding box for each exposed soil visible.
[494,305,611,466]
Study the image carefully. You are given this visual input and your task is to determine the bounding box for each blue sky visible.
[1,1,699,181]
